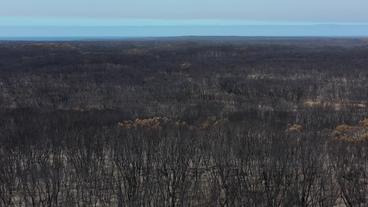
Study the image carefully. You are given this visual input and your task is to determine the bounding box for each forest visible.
[1,37,368,207]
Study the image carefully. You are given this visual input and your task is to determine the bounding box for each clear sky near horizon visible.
[2,0,368,22]
[1,0,368,38]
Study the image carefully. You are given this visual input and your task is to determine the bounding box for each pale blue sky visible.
[1,0,368,22]
[1,0,368,38]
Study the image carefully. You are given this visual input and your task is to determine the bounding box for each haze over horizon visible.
[1,0,368,38]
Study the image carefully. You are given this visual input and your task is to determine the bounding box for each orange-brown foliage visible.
[332,119,368,143]
[118,117,168,130]
[286,124,303,133]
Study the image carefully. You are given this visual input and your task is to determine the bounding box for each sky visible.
[1,0,368,38]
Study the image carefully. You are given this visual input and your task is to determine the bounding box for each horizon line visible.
[1,35,368,42]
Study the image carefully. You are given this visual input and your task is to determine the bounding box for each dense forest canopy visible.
[1,38,368,206]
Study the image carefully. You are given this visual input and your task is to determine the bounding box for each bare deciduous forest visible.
[1,38,368,206]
